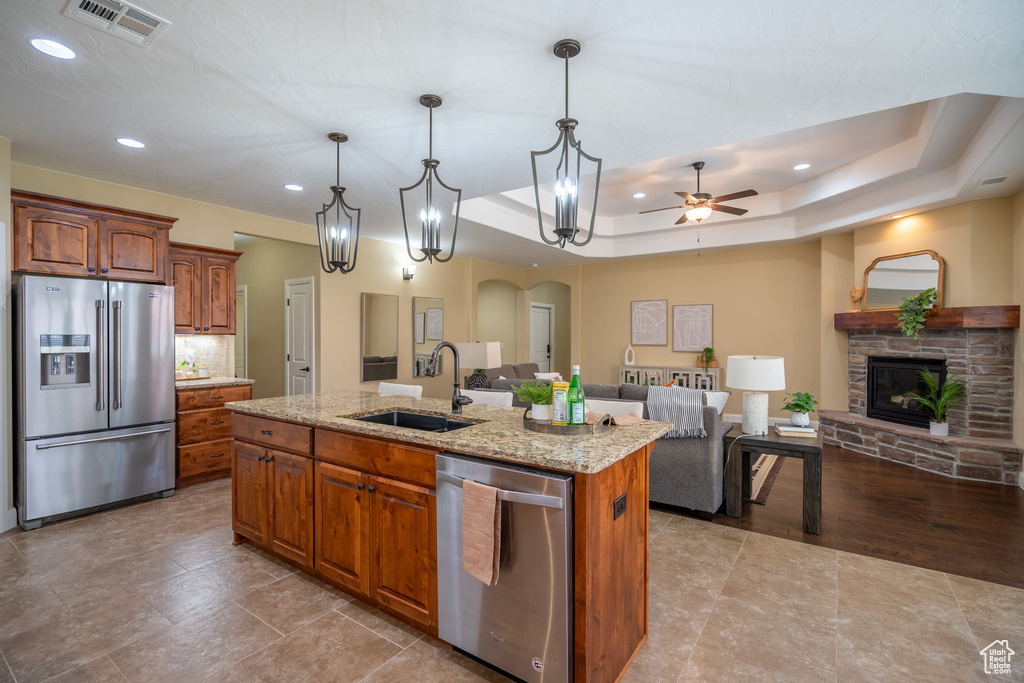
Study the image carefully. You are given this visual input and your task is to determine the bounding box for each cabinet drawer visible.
[177,384,252,410]
[178,439,232,479]
[178,407,233,444]
[233,414,312,455]
[315,429,436,489]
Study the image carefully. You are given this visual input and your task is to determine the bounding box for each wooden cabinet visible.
[315,462,371,595]
[169,242,242,334]
[12,190,174,282]
[232,416,316,568]
[176,383,251,487]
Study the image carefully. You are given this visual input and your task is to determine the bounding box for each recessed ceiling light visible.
[531,263,539,268]
[284,184,303,191]
[793,163,810,171]
[891,214,905,219]
[632,192,646,199]
[116,138,145,149]
[30,39,75,60]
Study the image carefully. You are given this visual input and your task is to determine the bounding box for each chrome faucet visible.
[424,341,473,415]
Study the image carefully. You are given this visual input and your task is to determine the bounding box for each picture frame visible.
[672,304,713,352]
[414,312,425,345]
[426,307,444,340]
[631,300,668,345]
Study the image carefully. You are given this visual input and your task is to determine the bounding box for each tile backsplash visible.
[174,335,231,378]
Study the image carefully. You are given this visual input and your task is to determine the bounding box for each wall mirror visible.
[861,250,945,310]
[361,292,399,382]
[412,296,443,377]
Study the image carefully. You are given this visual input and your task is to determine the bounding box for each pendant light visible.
[400,94,462,264]
[315,132,361,274]
[531,38,603,249]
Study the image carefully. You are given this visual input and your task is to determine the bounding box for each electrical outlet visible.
[613,493,627,520]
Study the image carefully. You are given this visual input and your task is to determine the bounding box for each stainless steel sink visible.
[349,411,476,433]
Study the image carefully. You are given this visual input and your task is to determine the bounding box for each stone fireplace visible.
[866,356,946,428]
[822,307,1022,485]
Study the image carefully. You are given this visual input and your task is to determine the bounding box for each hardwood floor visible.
[710,444,1024,589]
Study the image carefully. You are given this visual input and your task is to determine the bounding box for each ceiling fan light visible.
[685,205,713,222]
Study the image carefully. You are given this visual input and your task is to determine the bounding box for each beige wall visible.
[528,281,572,379]
[1,138,12,527]
[580,242,823,418]
[820,234,855,411]
[477,279,519,365]
[1013,189,1024,453]
[236,239,321,399]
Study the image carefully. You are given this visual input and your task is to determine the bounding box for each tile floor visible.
[0,480,1021,682]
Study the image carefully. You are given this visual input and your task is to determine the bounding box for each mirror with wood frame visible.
[412,296,444,377]
[861,249,945,310]
[360,292,399,382]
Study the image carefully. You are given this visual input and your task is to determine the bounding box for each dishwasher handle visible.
[436,470,564,510]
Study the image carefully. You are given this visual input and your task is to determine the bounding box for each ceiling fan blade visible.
[711,204,748,216]
[639,205,686,215]
[674,191,696,202]
[674,214,689,225]
[712,189,758,203]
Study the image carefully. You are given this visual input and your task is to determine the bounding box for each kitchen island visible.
[227,391,671,683]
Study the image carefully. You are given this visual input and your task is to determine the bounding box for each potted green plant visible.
[700,347,717,373]
[514,380,554,422]
[895,287,937,340]
[782,391,818,426]
[909,368,965,436]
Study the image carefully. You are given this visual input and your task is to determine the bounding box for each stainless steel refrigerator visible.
[15,274,176,530]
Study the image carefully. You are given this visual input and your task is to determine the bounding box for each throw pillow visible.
[535,372,562,381]
[702,390,730,415]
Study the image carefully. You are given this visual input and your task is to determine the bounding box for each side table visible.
[722,426,823,534]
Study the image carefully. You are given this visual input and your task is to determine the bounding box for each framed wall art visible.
[631,299,668,345]
[673,304,713,352]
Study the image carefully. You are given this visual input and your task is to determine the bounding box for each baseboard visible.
[1019,472,1023,490]
[2,507,17,533]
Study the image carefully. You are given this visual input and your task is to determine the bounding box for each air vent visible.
[62,0,170,47]
[980,176,1007,186]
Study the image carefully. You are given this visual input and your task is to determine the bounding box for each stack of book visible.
[774,423,818,438]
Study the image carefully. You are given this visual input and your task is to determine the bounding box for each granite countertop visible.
[176,377,255,390]
[226,391,672,474]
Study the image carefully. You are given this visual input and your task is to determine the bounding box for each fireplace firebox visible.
[866,357,947,428]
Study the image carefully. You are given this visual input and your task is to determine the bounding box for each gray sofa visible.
[485,377,728,519]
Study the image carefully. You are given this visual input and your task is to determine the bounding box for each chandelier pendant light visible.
[531,38,603,249]
[315,132,361,274]
[400,94,462,264]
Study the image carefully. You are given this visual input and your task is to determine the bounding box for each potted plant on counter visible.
[782,391,818,427]
[700,347,717,373]
[514,380,554,422]
[910,368,965,436]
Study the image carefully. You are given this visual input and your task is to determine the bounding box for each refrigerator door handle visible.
[34,427,173,450]
[96,299,105,411]
[113,300,122,409]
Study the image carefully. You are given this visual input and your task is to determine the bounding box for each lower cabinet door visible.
[267,449,315,567]
[315,462,371,596]
[370,475,437,629]
[231,441,267,545]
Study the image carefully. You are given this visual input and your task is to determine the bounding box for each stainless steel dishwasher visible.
[436,453,573,682]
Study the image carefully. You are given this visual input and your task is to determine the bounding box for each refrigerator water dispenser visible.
[39,334,90,388]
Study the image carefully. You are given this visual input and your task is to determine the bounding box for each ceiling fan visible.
[640,161,758,224]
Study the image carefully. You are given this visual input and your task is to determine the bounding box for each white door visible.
[529,303,553,373]
[235,285,247,378]
[285,278,315,395]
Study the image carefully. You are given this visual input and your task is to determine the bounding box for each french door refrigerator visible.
[15,274,176,530]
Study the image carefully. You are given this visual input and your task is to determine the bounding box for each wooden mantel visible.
[834,305,1020,331]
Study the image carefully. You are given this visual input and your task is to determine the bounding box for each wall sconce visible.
[403,266,416,281]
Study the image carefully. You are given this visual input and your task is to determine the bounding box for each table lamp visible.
[726,355,786,435]
[455,342,502,389]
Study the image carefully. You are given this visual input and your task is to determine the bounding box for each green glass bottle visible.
[568,364,586,425]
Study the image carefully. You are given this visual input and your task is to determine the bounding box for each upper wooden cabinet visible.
[169,242,242,334]
[12,190,174,283]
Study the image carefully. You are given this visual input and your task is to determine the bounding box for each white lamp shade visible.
[725,355,786,392]
[455,342,502,370]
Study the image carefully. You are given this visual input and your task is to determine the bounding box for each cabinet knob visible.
[367,485,376,493]
[257,455,264,462]
[88,267,96,273]
[261,430,273,435]
[101,268,108,274]
[204,326,210,331]
[357,482,365,491]
[266,455,273,463]
[195,327,200,331]
[211,453,224,458]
